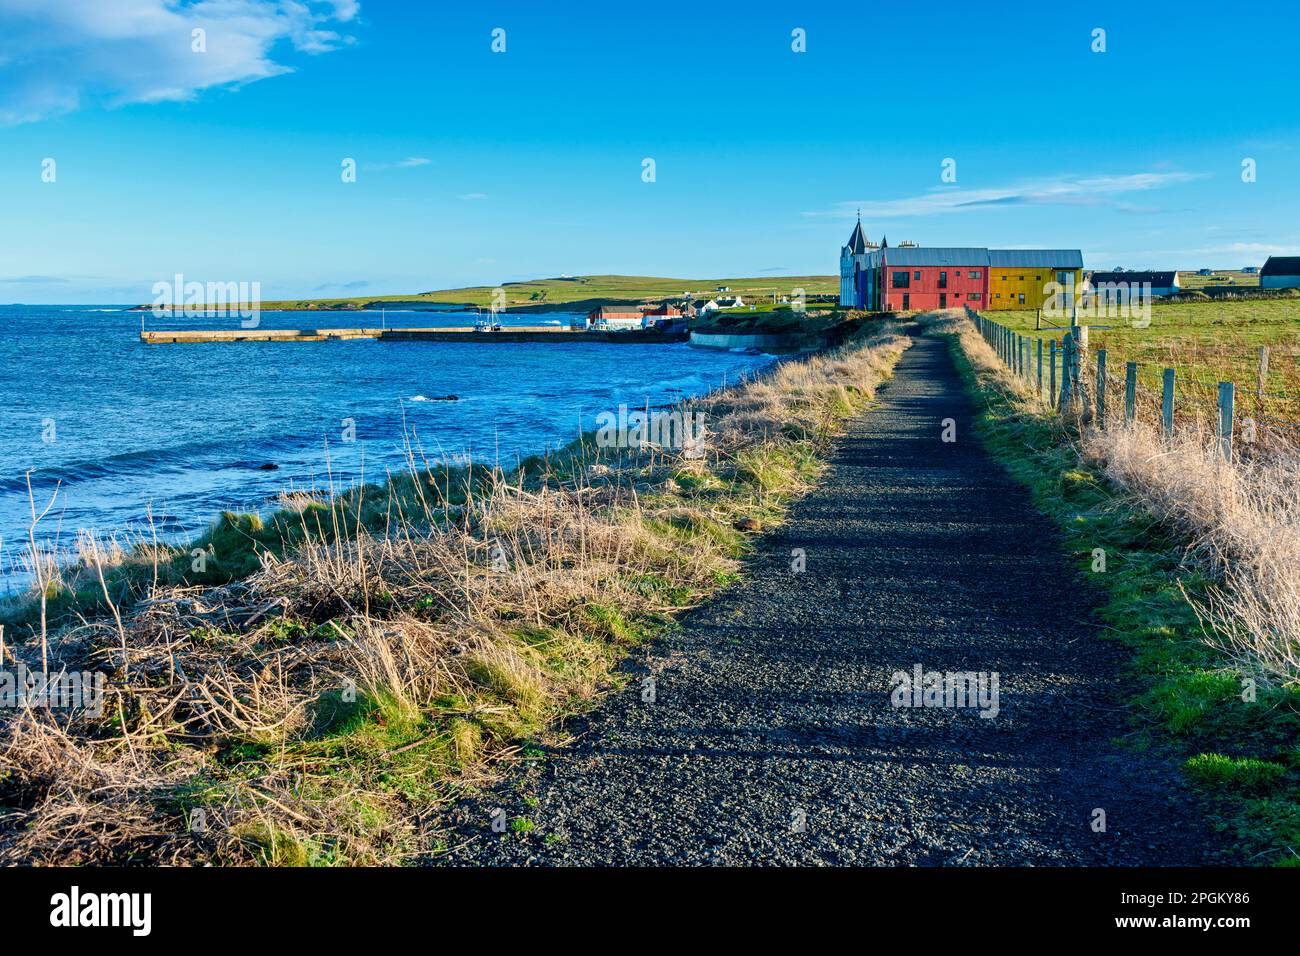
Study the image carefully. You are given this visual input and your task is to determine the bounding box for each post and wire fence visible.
[963,305,1288,461]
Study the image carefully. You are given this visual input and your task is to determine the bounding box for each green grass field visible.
[988,297,1300,421]
[256,274,839,313]
[1176,270,1261,291]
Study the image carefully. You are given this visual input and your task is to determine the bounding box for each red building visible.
[865,246,990,312]
[641,304,683,318]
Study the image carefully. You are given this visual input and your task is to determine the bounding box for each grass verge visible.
[930,313,1300,866]
[0,322,911,865]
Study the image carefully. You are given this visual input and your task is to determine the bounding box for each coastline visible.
[0,320,911,865]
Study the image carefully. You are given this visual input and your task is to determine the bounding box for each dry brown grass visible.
[0,324,911,866]
[946,312,1300,690]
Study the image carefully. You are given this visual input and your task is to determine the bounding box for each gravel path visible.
[441,333,1215,866]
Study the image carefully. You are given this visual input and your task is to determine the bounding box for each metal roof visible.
[880,247,989,267]
[845,219,870,255]
[1261,256,1300,276]
[1089,271,1178,287]
[987,249,1084,269]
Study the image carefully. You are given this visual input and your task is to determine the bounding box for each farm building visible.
[838,220,1082,312]
[1260,256,1300,290]
[1086,270,1180,301]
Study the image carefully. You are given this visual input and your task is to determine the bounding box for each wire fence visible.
[967,306,1300,457]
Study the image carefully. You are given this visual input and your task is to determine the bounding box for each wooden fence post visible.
[1217,381,1235,462]
[1095,348,1107,429]
[1161,368,1175,439]
[1073,330,1082,407]
[1060,335,1073,410]
[1049,340,1057,408]
[1256,346,1269,406]
[1036,338,1043,395]
[1124,361,1137,426]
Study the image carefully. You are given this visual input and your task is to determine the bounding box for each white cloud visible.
[1204,241,1300,256]
[807,171,1205,220]
[0,0,360,124]
[364,156,432,172]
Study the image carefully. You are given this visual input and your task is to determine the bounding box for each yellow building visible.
[986,250,1084,311]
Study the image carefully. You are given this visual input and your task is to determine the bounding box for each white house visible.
[1260,257,1300,290]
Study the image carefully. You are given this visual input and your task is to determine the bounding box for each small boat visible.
[472,308,501,332]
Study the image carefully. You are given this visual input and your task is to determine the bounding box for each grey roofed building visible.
[878,247,990,267]
[1088,270,1180,294]
[987,249,1085,269]
[1089,270,1178,285]
[1260,256,1300,283]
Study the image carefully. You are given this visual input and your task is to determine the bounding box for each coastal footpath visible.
[438,334,1216,865]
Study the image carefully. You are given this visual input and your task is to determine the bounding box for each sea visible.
[0,305,774,588]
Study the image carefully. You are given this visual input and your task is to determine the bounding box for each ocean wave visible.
[0,438,308,496]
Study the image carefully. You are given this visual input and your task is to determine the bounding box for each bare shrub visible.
[0,323,912,865]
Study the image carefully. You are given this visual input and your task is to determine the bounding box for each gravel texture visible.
[439,334,1216,866]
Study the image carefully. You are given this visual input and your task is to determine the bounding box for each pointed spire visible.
[846,213,869,255]
[880,234,889,249]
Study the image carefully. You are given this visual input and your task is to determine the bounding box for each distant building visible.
[1087,270,1180,302]
[640,304,684,329]
[839,216,880,306]
[582,304,682,330]
[715,296,745,309]
[1242,266,1259,274]
[585,306,645,330]
[1197,268,1214,276]
[1260,256,1300,290]
[838,219,1082,312]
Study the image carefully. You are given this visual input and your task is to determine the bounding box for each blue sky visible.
[1,0,1298,303]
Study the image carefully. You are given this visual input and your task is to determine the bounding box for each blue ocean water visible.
[0,305,772,585]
